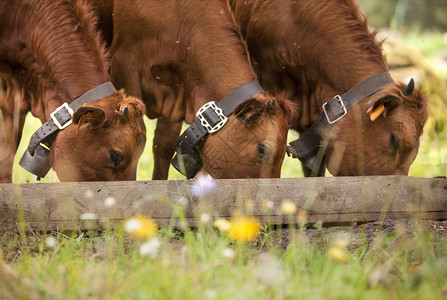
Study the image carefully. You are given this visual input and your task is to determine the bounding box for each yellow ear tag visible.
[369,103,385,122]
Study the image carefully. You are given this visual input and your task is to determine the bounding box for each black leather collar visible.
[171,80,265,178]
[19,81,117,179]
[287,72,394,176]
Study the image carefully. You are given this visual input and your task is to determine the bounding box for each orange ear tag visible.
[76,115,86,134]
[369,103,385,122]
[75,104,88,134]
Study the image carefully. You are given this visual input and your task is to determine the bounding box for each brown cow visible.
[107,0,296,179]
[0,0,146,182]
[230,0,428,176]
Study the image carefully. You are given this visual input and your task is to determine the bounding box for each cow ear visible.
[117,93,146,119]
[234,98,264,125]
[72,106,106,132]
[366,95,401,122]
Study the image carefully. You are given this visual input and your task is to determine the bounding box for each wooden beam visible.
[0,176,446,231]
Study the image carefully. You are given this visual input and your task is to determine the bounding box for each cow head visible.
[200,93,296,178]
[49,90,146,181]
[325,79,428,175]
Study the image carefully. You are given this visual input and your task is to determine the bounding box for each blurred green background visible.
[11,0,447,183]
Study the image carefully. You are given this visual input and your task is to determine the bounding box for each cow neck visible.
[287,72,394,176]
[20,0,109,121]
[19,82,116,179]
[171,80,265,179]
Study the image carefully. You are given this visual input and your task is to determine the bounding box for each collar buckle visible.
[323,95,347,124]
[196,101,228,133]
[50,103,74,130]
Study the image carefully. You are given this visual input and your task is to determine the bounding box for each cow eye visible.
[389,133,399,156]
[109,149,124,166]
[257,143,272,162]
[257,144,266,157]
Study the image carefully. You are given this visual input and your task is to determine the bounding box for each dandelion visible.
[104,197,116,207]
[190,174,216,197]
[227,216,261,242]
[80,212,97,220]
[125,215,158,239]
[45,236,58,249]
[139,237,161,258]
[213,218,231,232]
[221,247,235,259]
[328,238,349,262]
[280,200,297,215]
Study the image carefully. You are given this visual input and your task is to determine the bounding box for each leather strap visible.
[19,81,117,179]
[287,72,394,176]
[171,80,265,178]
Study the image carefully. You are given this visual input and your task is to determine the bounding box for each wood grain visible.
[1,176,446,231]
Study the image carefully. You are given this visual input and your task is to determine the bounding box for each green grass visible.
[1,216,447,299]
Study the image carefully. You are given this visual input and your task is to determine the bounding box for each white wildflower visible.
[104,197,116,207]
[45,236,58,249]
[139,237,162,258]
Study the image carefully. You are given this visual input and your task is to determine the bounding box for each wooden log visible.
[0,176,446,231]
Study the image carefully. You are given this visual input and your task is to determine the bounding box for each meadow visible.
[2,30,447,299]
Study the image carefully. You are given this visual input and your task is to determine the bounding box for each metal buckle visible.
[196,101,228,133]
[50,103,74,130]
[322,95,347,124]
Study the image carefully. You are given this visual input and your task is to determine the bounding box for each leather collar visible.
[171,80,265,178]
[287,72,394,176]
[19,81,117,179]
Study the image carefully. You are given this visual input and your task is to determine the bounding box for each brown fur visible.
[230,0,428,176]
[107,0,296,179]
[0,0,146,182]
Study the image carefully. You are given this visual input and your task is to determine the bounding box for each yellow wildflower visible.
[228,216,261,242]
[125,215,158,239]
[328,247,349,262]
[280,200,297,215]
[328,238,349,261]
